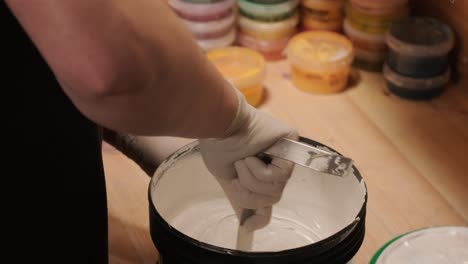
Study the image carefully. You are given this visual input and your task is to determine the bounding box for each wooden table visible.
[103,61,468,264]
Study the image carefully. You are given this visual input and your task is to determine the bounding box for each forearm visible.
[7,0,238,138]
[101,128,158,176]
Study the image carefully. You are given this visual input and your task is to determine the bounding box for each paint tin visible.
[181,10,236,39]
[237,0,300,22]
[285,31,354,93]
[383,63,451,100]
[386,17,455,78]
[370,226,468,264]
[238,12,299,41]
[197,28,236,51]
[169,0,235,22]
[237,32,291,61]
[148,137,367,264]
[206,47,266,107]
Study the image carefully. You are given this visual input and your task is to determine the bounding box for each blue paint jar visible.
[386,17,454,78]
[383,63,451,100]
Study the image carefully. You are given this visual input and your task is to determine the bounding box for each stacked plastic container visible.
[168,0,237,51]
[285,31,354,93]
[236,0,300,60]
[300,0,344,32]
[343,0,409,72]
[207,47,266,107]
[384,17,454,100]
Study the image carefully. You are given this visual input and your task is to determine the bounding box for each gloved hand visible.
[199,86,298,231]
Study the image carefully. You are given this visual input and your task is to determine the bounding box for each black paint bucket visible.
[148,137,368,264]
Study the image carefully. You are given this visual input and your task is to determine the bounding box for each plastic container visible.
[349,0,408,16]
[352,46,386,72]
[169,0,235,22]
[301,0,344,21]
[386,17,455,78]
[149,137,367,264]
[285,31,354,93]
[206,47,266,106]
[198,28,236,51]
[383,63,451,100]
[184,0,228,3]
[343,18,387,52]
[345,1,409,34]
[301,14,342,32]
[237,32,291,61]
[370,226,468,264]
[238,12,299,40]
[245,0,289,4]
[237,0,300,22]
[181,10,236,39]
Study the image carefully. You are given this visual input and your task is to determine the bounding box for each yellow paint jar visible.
[206,47,266,107]
[285,31,354,93]
[238,12,299,41]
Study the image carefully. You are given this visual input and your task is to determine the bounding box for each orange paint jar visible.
[206,47,266,107]
[285,31,354,93]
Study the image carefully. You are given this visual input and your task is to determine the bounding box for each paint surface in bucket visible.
[151,144,366,252]
[372,226,468,264]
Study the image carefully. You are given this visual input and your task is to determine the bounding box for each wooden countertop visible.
[103,60,468,264]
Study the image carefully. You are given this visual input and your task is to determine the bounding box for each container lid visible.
[237,0,300,21]
[198,28,236,51]
[181,10,236,37]
[206,47,266,89]
[238,11,299,35]
[386,17,455,57]
[286,31,354,72]
[371,226,468,264]
[383,64,451,90]
[343,18,386,44]
[169,0,235,17]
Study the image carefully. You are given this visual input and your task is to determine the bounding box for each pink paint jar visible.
[237,32,291,61]
[181,10,236,39]
[198,28,236,51]
[168,0,235,22]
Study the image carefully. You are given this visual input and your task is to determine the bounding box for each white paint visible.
[377,226,468,264]
[151,143,366,252]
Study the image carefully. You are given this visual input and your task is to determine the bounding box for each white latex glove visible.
[199,87,298,231]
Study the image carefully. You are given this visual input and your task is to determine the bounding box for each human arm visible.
[6,0,298,229]
[6,0,237,138]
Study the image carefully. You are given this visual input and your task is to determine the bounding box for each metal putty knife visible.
[236,138,354,251]
[258,138,354,177]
